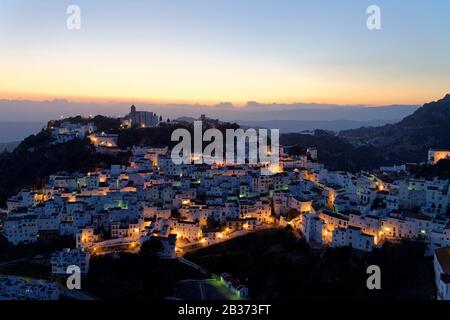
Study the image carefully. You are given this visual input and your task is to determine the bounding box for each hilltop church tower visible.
[123,104,159,128]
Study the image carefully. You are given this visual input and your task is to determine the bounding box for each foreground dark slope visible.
[340,94,450,163]
[186,229,434,300]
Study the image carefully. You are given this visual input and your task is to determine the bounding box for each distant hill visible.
[237,119,398,133]
[280,131,390,172]
[0,122,45,143]
[227,104,418,122]
[173,116,197,123]
[0,141,20,152]
[340,94,450,163]
[0,99,418,123]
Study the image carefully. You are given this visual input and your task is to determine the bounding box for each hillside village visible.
[1,106,450,300]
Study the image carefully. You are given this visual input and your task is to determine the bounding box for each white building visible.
[111,221,141,239]
[51,121,96,144]
[76,228,101,249]
[171,220,202,241]
[379,164,406,173]
[301,213,324,245]
[122,105,159,128]
[221,273,249,298]
[428,149,450,165]
[0,276,60,300]
[348,211,381,241]
[423,182,449,217]
[288,196,313,215]
[307,147,318,161]
[434,247,450,300]
[3,214,38,245]
[7,190,37,211]
[331,226,375,252]
[89,133,119,148]
[153,234,177,258]
[51,248,90,274]
[239,199,272,224]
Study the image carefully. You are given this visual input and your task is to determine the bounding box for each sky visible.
[0,0,449,106]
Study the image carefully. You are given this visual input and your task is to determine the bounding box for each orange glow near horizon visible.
[0,89,441,107]
[0,51,446,107]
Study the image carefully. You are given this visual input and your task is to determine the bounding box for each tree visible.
[159,115,163,122]
[206,217,221,229]
[140,238,163,257]
[171,208,180,219]
[287,145,306,156]
[285,209,300,221]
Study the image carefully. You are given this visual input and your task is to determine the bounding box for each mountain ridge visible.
[340,94,450,163]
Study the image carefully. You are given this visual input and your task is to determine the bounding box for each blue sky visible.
[0,0,449,105]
